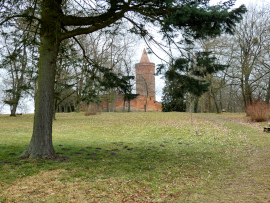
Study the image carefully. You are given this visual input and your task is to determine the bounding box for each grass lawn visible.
[0,112,269,202]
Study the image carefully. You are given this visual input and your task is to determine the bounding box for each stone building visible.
[101,49,162,111]
[135,48,156,100]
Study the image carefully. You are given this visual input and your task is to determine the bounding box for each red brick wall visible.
[135,62,155,100]
[100,94,162,111]
[129,96,162,111]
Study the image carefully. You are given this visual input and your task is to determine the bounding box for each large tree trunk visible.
[20,38,59,158]
[244,74,252,107]
[240,78,246,108]
[20,0,61,159]
[211,87,220,113]
[10,102,18,117]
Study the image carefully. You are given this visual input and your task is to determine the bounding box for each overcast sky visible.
[211,0,270,7]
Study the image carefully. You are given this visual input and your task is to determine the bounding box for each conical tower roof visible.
[140,48,150,63]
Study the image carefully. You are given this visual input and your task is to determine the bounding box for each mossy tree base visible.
[19,142,55,159]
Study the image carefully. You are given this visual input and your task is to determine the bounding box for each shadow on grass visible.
[0,138,232,185]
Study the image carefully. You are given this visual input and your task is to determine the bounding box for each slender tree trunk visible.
[76,101,80,112]
[207,92,211,113]
[128,100,131,112]
[20,0,61,158]
[244,74,252,107]
[193,96,199,113]
[240,78,246,108]
[227,84,233,112]
[189,95,194,113]
[144,97,148,112]
[10,103,18,117]
[211,88,220,113]
[53,99,57,120]
[112,89,115,112]
[123,100,126,112]
[219,89,223,111]
[266,76,270,103]
[75,74,83,112]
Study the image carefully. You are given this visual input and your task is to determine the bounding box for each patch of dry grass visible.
[0,112,269,202]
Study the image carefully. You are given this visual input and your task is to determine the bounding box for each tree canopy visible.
[162,51,228,112]
[0,0,246,158]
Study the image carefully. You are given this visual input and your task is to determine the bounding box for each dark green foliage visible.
[162,52,228,112]
[118,75,138,105]
[80,64,137,106]
[162,83,186,112]
[101,70,138,101]
[167,52,227,96]
[81,79,101,104]
[193,52,228,76]
[100,67,124,89]
[163,2,247,42]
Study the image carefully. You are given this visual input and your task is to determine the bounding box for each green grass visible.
[0,112,269,202]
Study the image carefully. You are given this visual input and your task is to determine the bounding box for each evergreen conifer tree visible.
[162,52,228,112]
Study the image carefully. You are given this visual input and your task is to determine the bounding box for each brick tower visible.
[135,49,156,100]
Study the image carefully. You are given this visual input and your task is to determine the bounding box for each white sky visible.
[211,0,270,7]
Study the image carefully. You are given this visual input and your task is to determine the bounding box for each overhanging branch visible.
[60,13,125,41]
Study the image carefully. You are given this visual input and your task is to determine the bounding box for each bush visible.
[162,99,186,112]
[85,103,101,116]
[246,101,270,122]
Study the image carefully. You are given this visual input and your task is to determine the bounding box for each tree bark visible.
[20,0,61,159]
[123,100,126,112]
[211,87,220,113]
[20,36,59,158]
[193,96,199,113]
[244,73,252,107]
[128,100,131,112]
[112,90,115,112]
[10,103,18,117]
[266,76,270,103]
